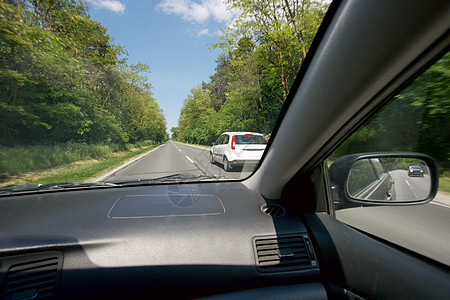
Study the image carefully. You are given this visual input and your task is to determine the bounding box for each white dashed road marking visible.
[405,179,419,199]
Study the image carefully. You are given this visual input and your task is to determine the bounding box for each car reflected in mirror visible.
[329,153,439,210]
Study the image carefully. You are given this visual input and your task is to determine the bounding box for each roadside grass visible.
[0,143,158,185]
[439,175,450,194]
[0,141,153,177]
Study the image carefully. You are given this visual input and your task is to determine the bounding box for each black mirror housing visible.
[329,152,439,210]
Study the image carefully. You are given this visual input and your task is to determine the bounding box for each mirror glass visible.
[347,158,431,201]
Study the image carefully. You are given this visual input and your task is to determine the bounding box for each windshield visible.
[0,0,329,192]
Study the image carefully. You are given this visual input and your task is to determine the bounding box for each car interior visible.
[1,1,449,299]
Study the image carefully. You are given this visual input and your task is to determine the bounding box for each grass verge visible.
[0,141,154,178]
[439,176,450,194]
[0,145,158,185]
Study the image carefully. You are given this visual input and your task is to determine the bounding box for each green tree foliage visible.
[177,85,217,144]
[0,0,168,146]
[332,53,450,171]
[175,0,327,144]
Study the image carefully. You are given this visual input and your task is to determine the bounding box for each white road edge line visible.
[185,156,194,164]
[86,144,164,182]
[430,201,450,208]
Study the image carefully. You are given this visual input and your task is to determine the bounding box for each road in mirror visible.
[347,158,431,202]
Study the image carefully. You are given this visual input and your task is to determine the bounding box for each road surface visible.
[337,170,450,266]
[336,202,450,266]
[336,165,450,266]
[389,170,431,200]
[101,141,255,182]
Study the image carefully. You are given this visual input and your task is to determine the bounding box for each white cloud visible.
[204,0,233,23]
[157,0,234,24]
[88,0,126,14]
[197,28,210,37]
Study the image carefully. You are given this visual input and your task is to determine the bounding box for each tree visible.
[0,0,167,145]
[331,53,450,171]
[177,85,215,144]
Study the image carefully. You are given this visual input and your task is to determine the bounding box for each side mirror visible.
[211,142,216,146]
[329,153,439,210]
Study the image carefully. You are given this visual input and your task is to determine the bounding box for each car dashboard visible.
[0,182,325,299]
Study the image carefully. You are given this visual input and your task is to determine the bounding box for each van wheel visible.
[223,157,231,171]
[210,153,214,164]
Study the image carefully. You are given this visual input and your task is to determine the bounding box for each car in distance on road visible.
[210,132,267,171]
[408,165,424,177]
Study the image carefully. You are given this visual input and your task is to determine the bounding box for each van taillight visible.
[231,135,235,149]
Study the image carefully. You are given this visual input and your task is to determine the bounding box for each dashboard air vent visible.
[261,203,285,217]
[254,234,317,273]
[0,252,62,300]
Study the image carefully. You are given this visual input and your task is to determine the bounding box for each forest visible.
[0,0,168,146]
[173,0,449,172]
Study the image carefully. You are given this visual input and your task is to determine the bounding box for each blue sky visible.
[86,0,235,133]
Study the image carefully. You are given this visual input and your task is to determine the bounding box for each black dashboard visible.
[0,182,325,299]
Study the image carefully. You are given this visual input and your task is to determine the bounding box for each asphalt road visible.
[389,170,431,200]
[102,141,254,182]
[337,171,450,266]
[336,202,450,266]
